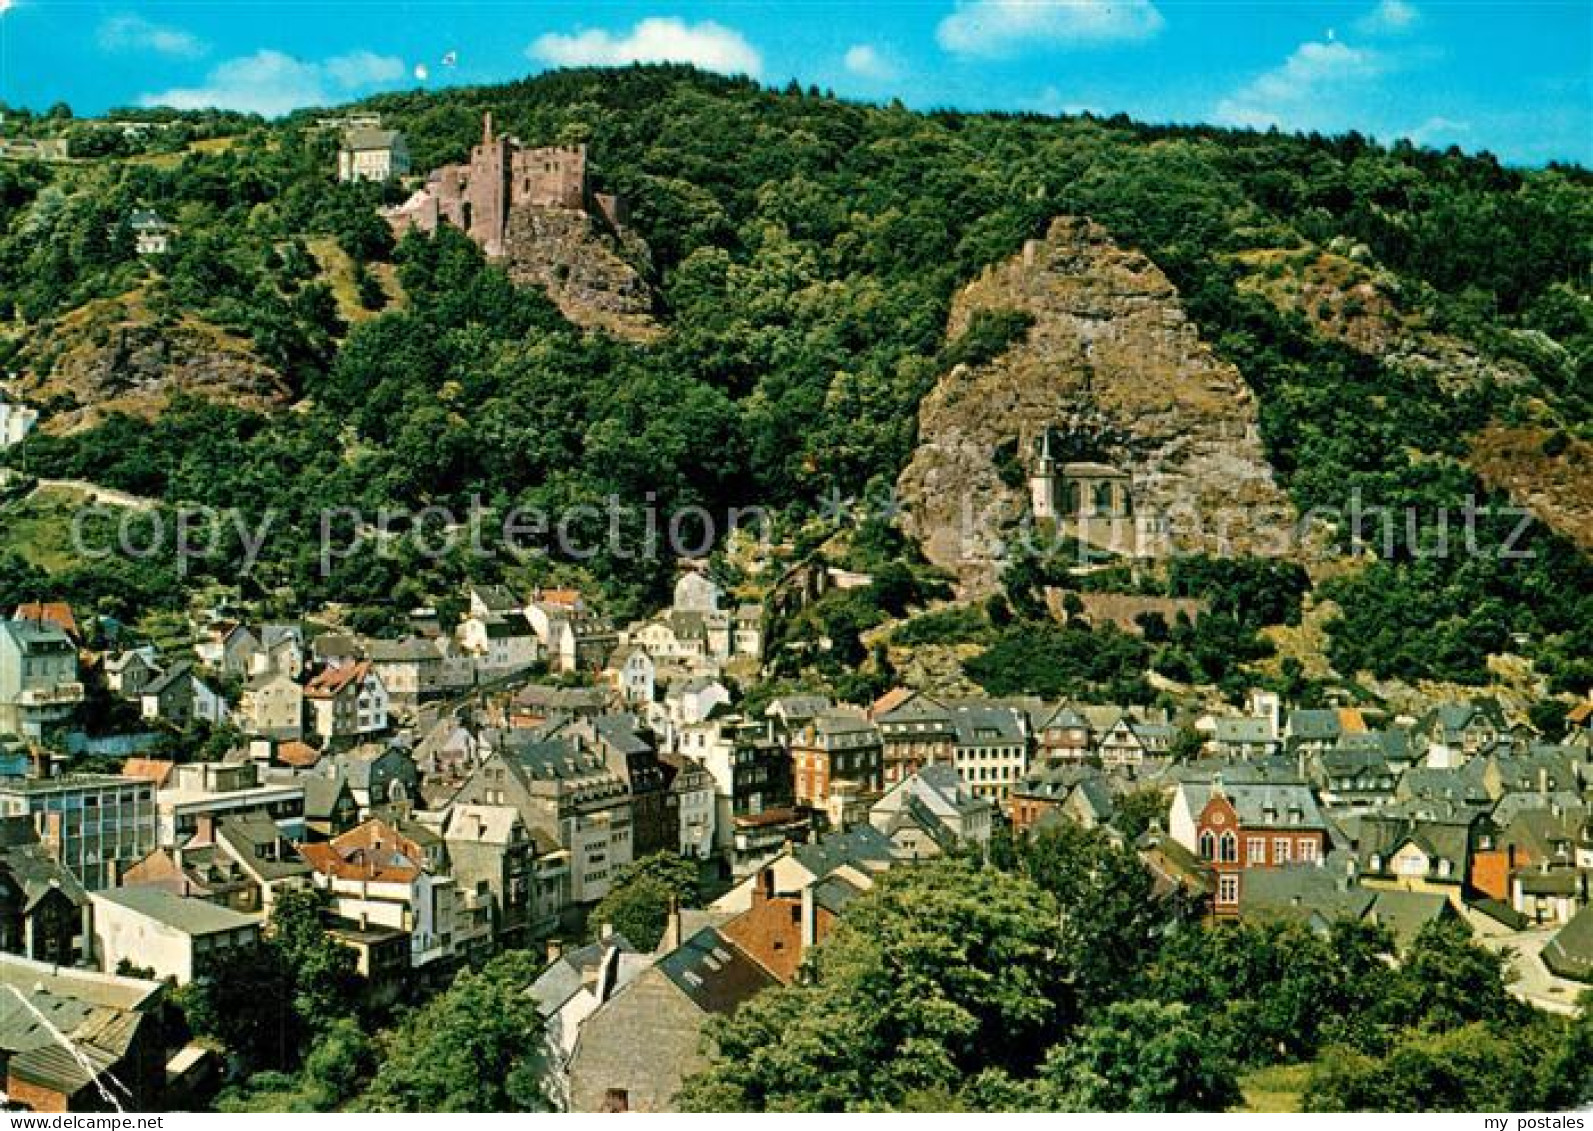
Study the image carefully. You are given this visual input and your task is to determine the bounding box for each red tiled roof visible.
[299,841,418,884]
[121,758,175,788]
[277,741,322,769]
[305,660,371,699]
[1337,708,1368,733]
[13,602,79,639]
[869,687,914,720]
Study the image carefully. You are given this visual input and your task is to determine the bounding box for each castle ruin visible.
[385,113,628,257]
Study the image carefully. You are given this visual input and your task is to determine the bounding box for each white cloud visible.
[1408,115,1470,146]
[322,49,406,88]
[1356,0,1420,36]
[937,0,1164,58]
[528,17,762,77]
[0,1,16,15]
[843,44,899,82]
[139,48,408,117]
[1024,86,1101,116]
[97,14,208,58]
[1213,39,1386,131]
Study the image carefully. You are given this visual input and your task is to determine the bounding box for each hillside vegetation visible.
[1,67,1590,692]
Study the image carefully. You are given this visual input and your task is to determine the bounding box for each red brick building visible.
[791,710,884,815]
[1175,779,1330,915]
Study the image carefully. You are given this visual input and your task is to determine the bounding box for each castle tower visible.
[1030,428,1057,521]
[467,111,513,256]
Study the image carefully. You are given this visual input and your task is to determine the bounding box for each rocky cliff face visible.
[1234,244,1590,549]
[898,216,1293,595]
[1233,245,1535,395]
[504,207,659,341]
[15,295,290,434]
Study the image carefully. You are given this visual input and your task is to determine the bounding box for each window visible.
[1219,831,1238,863]
[1298,839,1318,863]
[1218,874,1239,904]
[1198,831,1215,861]
[1248,837,1265,865]
[1274,838,1291,864]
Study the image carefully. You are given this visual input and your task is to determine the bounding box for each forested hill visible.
[1,66,1590,696]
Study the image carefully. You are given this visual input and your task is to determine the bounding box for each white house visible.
[456,611,540,674]
[337,126,410,182]
[611,647,656,706]
[90,887,261,984]
[665,677,731,729]
[0,395,39,448]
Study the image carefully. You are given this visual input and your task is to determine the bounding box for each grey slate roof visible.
[92,887,260,936]
[1543,904,1593,982]
[655,927,775,1014]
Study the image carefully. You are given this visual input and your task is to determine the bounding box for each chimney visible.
[599,921,613,940]
[194,813,217,845]
[546,938,563,964]
[34,812,63,861]
[755,867,775,908]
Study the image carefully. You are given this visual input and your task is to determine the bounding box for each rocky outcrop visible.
[1468,424,1593,551]
[1234,245,1590,549]
[1233,245,1535,395]
[898,216,1293,595]
[15,296,290,434]
[504,207,659,341]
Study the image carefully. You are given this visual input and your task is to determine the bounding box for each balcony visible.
[16,683,85,708]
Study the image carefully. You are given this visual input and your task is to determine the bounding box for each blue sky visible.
[0,1,1587,164]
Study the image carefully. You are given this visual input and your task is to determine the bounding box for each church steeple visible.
[1030,427,1058,521]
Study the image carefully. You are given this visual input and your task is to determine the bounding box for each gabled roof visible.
[792,824,894,879]
[0,822,87,911]
[12,602,78,639]
[365,637,440,663]
[1213,717,1276,744]
[302,770,353,820]
[766,694,831,720]
[214,812,310,882]
[0,618,75,654]
[528,934,641,1016]
[1187,778,1327,831]
[305,660,374,699]
[472,584,521,612]
[1285,708,1344,741]
[342,126,404,151]
[120,757,175,788]
[655,926,776,1015]
[950,704,1025,746]
[444,804,523,845]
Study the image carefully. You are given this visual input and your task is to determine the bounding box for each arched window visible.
[1220,831,1238,863]
[1093,482,1113,513]
[1065,481,1082,514]
[1198,830,1215,861]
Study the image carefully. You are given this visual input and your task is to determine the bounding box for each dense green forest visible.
[2,66,1590,689]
